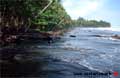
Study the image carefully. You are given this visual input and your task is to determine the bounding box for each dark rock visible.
[111,34,120,39]
[70,35,76,37]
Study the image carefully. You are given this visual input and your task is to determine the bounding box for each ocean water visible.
[61,27,120,72]
[97,26,120,32]
[31,27,120,78]
[49,27,120,77]
[1,27,120,78]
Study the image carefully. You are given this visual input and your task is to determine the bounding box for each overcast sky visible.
[61,0,120,26]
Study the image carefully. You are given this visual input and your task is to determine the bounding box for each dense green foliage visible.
[0,0,72,33]
[71,17,111,27]
[0,0,110,34]
[31,0,72,31]
[0,0,111,45]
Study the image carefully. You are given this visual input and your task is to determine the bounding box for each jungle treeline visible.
[0,0,111,44]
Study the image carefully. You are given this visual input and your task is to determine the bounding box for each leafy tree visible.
[71,17,111,27]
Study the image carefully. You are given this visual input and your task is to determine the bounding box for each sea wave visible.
[97,27,120,32]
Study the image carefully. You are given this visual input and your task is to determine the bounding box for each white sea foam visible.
[97,27,120,32]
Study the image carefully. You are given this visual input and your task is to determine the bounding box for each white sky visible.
[61,0,120,26]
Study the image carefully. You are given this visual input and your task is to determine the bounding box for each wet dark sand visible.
[1,48,111,78]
